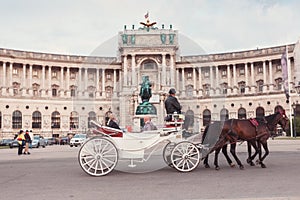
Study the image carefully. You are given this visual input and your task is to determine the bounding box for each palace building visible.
[1,20,300,138]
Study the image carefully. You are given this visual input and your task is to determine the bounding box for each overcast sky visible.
[1,0,299,56]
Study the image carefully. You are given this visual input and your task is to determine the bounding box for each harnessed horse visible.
[202,111,289,170]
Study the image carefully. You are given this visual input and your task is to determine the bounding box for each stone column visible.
[233,64,236,86]
[66,67,70,89]
[28,65,33,96]
[263,61,267,92]
[9,62,13,85]
[198,67,202,96]
[48,66,52,89]
[85,68,88,91]
[245,63,248,86]
[78,67,82,91]
[250,62,255,92]
[210,66,213,88]
[29,65,32,88]
[193,67,197,95]
[170,55,175,87]
[123,55,128,86]
[96,69,100,95]
[41,65,46,97]
[131,54,136,86]
[227,65,231,87]
[66,67,70,97]
[2,62,6,87]
[162,54,166,86]
[269,60,274,91]
[181,68,185,92]
[215,66,219,88]
[22,64,26,88]
[113,69,117,96]
[60,67,64,88]
[102,69,105,96]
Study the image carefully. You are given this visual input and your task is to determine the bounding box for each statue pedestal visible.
[135,102,157,115]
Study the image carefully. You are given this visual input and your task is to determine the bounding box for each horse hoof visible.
[215,166,220,170]
[261,164,266,168]
[255,160,260,165]
[239,165,244,170]
[204,164,210,168]
[230,163,236,168]
[247,159,255,166]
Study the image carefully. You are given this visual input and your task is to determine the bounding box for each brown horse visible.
[203,111,289,170]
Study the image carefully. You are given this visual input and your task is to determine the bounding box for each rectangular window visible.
[71,89,76,97]
[204,71,209,78]
[222,70,227,77]
[52,71,57,78]
[13,68,18,75]
[106,74,111,80]
[33,69,38,77]
[52,88,57,97]
[258,67,263,73]
[239,68,245,75]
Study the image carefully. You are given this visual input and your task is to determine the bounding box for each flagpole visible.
[286,46,294,137]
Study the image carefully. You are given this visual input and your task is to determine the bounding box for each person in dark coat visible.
[107,112,121,130]
[24,130,31,155]
[164,88,182,121]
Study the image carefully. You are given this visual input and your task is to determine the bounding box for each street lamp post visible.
[292,103,296,138]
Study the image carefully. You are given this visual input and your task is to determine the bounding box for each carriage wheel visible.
[171,141,200,172]
[78,137,118,176]
[163,142,176,167]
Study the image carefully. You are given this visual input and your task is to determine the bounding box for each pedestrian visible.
[164,88,182,121]
[24,130,31,155]
[16,130,25,155]
[142,116,157,131]
[107,112,121,130]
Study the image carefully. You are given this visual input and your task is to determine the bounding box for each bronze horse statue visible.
[202,111,289,170]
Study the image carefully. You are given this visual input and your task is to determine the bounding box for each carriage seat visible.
[97,125,123,137]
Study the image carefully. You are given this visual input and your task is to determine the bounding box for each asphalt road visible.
[0,139,300,200]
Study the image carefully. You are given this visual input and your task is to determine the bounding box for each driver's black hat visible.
[169,88,176,94]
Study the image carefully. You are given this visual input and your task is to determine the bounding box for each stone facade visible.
[0,24,299,138]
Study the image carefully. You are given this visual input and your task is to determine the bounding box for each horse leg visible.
[221,144,235,167]
[246,141,255,166]
[257,140,269,168]
[213,147,222,170]
[229,143,244,169]
[248,140,260,163]
[203,155,210,168]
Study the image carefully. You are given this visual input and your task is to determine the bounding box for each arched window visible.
[238,108,247,119]
[142,60,158,70]
[32,111,42,128]
[220,108,229,121]
[183,110,194,130]
[203,109,211,127]
[70,111,79,129]
[256,107,265,119]
[12,110,22,129]
[88,111,97,128]
[51,111,60,128]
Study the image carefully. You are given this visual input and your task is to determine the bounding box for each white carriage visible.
[78,114,202,176]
